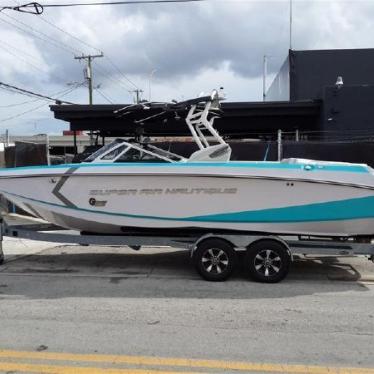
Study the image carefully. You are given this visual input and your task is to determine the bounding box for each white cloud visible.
[0,29,50,81]
[0,0,374,133]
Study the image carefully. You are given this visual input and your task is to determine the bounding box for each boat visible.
[1,90,374,238]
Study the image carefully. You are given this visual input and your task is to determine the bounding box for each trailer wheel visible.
[245,240,291,283]
[193,239,237,282]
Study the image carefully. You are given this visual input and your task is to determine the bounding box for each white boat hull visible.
[1,161,374,237]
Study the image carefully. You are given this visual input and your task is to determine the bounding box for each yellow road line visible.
[0,349,373,374]
[0,361,202,374]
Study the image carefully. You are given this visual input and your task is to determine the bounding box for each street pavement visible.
[0,241,373,373]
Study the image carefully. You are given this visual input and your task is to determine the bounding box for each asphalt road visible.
[0,243,373,373]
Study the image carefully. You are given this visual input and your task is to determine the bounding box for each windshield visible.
[83,139,179,163]
[84,139,126,162]
[145,144,184,162]
[115,147,168,163]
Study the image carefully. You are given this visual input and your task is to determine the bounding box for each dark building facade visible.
[267,48,374,141]
[267,48,374,101]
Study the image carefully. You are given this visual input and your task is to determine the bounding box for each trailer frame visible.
[1,214,373,282]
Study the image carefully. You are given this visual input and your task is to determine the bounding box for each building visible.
[267,48,374,141]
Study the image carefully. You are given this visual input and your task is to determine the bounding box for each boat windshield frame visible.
[83,138,185,163]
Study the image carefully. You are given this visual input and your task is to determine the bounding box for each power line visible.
[0,37,44,64]
[37,15,141,90]
[105,57,139,90]
[0,101,48,123]
[0,85,80,123]
[0,14,77,55]
[38,0,204,8]
[37,14,102,54]
[0,98,41,108]
[0,13,136,99]
[94,62,133,93]
[0,85,81,105]
[35,14,140,91]
[0,42,44,73]
[1,9,141,95]
[0,11,81,54]
[0,2,43,14]
[0,40,67,82]
[1,0,204,14]
[95,88,115,103]
[2,1,143,95]
[1,1,155,103]
[0,81,77,104]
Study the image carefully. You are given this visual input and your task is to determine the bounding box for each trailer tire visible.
[193,239,237,282]
[245,240,291,283]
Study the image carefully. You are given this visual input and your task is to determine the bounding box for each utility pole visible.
[75,53,104,145]
[289,0,293,50]
[133,89,144,104]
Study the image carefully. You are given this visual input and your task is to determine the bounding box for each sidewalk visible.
[2,236,61,262]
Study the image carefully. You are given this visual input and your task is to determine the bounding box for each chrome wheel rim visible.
[201,248,229,274]
[254,249,282,277]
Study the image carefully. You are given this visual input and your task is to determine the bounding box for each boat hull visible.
[1,162,374,237]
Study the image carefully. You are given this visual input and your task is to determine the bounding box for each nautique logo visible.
[89,188,238,196]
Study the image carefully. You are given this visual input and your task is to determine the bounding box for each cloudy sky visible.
[0,0,373,134]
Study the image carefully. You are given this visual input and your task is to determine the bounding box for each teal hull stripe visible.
[0,161,369,173]
[190,196,374,222]
[3,190,374,223]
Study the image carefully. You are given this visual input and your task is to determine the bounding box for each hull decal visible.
[2,189,374,224]
[23,203,43,219]
[52,167,79,208]
[189,196,374,223]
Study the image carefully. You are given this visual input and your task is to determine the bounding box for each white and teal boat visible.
[1,92,374,237]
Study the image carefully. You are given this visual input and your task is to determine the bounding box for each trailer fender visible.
[190,234,237,257]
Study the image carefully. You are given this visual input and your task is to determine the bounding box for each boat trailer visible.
[0,214,373,283]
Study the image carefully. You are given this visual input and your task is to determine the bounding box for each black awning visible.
[50,100,321,138]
